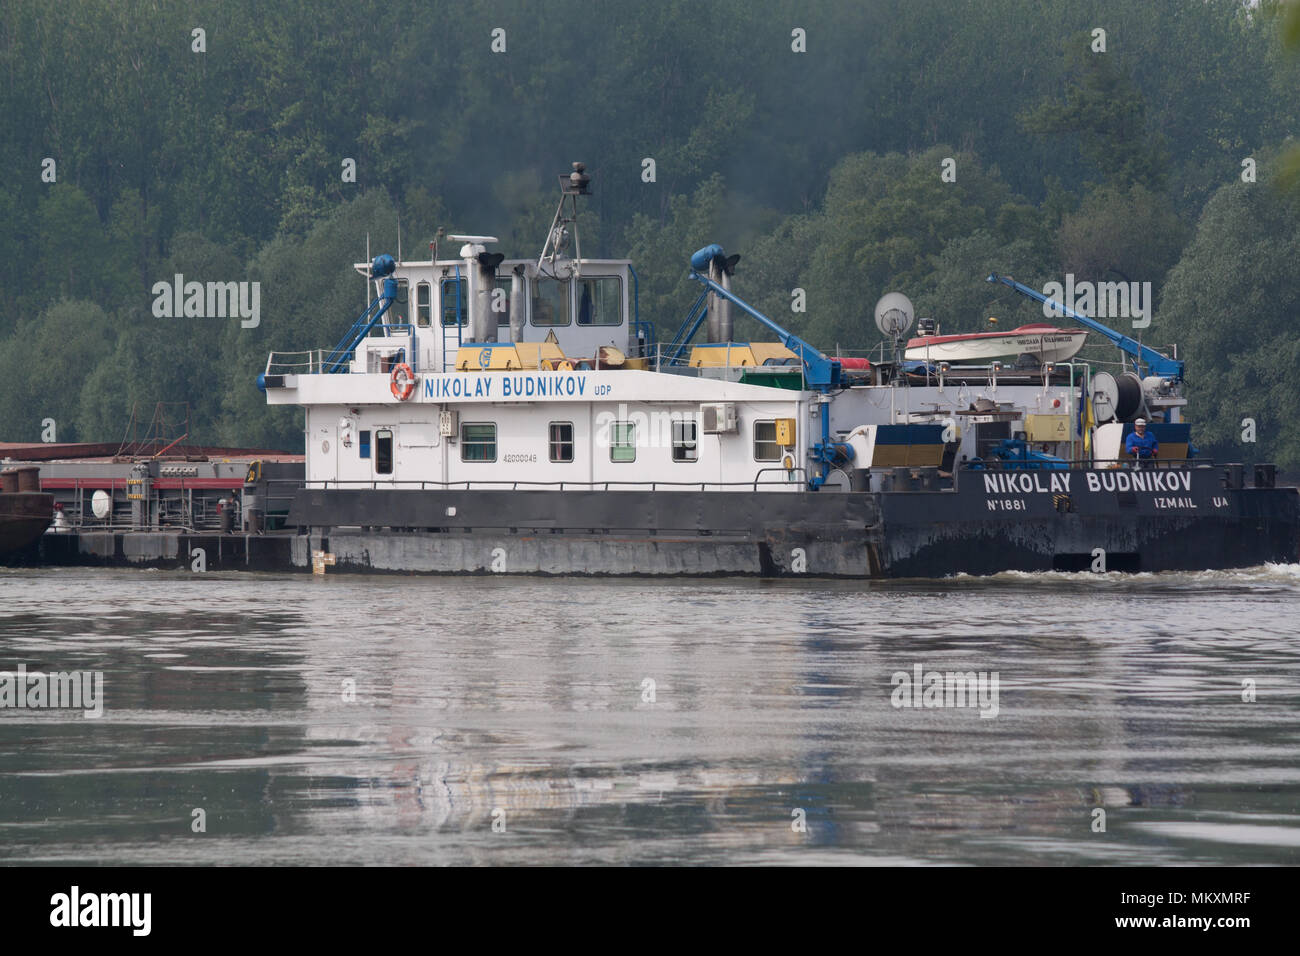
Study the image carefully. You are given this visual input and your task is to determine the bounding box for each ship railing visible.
[646,341,879,376]
[268,474,810,494]
[646,341,811,374]
[649,342,694,372]
[831,346,882,362]
[958,457,1211,471]
[265,350,331,376]
[266,324,418,377]
[42,476,236,533]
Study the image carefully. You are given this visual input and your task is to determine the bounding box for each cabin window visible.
[359,430,371,459]
[392,278,409,326]
[531,278,570,327]
[610,422,636,463]
[672,419,698,462]
[416,282,432,327]
[549,422,574,463]
[461,423,497,462]
[753,421,780,461]
[576,277,622,327]
[375,429,393,474]
[441,277,468,326]
[494,276,513,330]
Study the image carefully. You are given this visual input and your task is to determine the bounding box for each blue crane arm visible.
[322,279,398,373]
[662,288,710,367]
[986,273,1183,380]
[323,255,400,373]
[687,271,841,390]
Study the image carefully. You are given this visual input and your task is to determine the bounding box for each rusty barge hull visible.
[0,491,55,559]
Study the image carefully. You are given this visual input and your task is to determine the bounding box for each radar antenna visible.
[537,162,591,279]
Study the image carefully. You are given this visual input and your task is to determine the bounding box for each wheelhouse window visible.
[610,422,636,463]
[672,419,698,462]
[576,277,622,327]
[461,423,497,462]
[359,430,371,459]
[441,277,467,326]
[549,422,574,463]
[375,429,393,474]
[416,282,432,327]
[531,278,570,327]
[392,278,409,326]
[753,421,780,461]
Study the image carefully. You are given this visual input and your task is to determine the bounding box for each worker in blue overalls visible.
[1125,418,1159,467]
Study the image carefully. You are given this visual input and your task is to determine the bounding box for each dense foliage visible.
[2,0,1298,465]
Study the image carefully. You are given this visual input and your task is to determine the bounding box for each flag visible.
[1082,397,1095,458]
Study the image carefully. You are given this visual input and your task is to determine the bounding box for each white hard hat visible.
[1134,418,1146,425]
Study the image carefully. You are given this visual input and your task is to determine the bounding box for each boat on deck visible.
[905,323,1087,364]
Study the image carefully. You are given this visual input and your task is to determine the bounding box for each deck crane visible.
[681,245,842,392]
[675,245,847,489]
[986,273,1184,381]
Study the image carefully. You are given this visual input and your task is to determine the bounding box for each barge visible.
[0,466,53,560]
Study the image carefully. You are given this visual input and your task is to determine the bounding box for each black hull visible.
[280,467,1300,577]
[878,470,1300,576]
[23,468,1300,578]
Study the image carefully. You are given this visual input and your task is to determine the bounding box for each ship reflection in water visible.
[1,567,1299,865]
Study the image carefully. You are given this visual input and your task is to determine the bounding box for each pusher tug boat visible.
[255,163,1298,577]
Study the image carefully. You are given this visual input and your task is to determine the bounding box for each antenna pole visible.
[538,163,591,275]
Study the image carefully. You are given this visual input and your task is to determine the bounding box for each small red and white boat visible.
[904,323,1087,364]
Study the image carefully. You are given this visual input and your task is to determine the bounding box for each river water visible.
[1,566,1298,865]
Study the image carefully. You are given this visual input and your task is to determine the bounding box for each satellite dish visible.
[1091,371,1119,423]
[874,292,915,338]
[91,489,111,520]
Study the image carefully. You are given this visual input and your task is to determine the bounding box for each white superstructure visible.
[262,164,1185,497]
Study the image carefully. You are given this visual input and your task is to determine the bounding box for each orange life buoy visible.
[390,363,415,400]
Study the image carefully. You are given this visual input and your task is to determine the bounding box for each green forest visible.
[2,0,1300,465]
